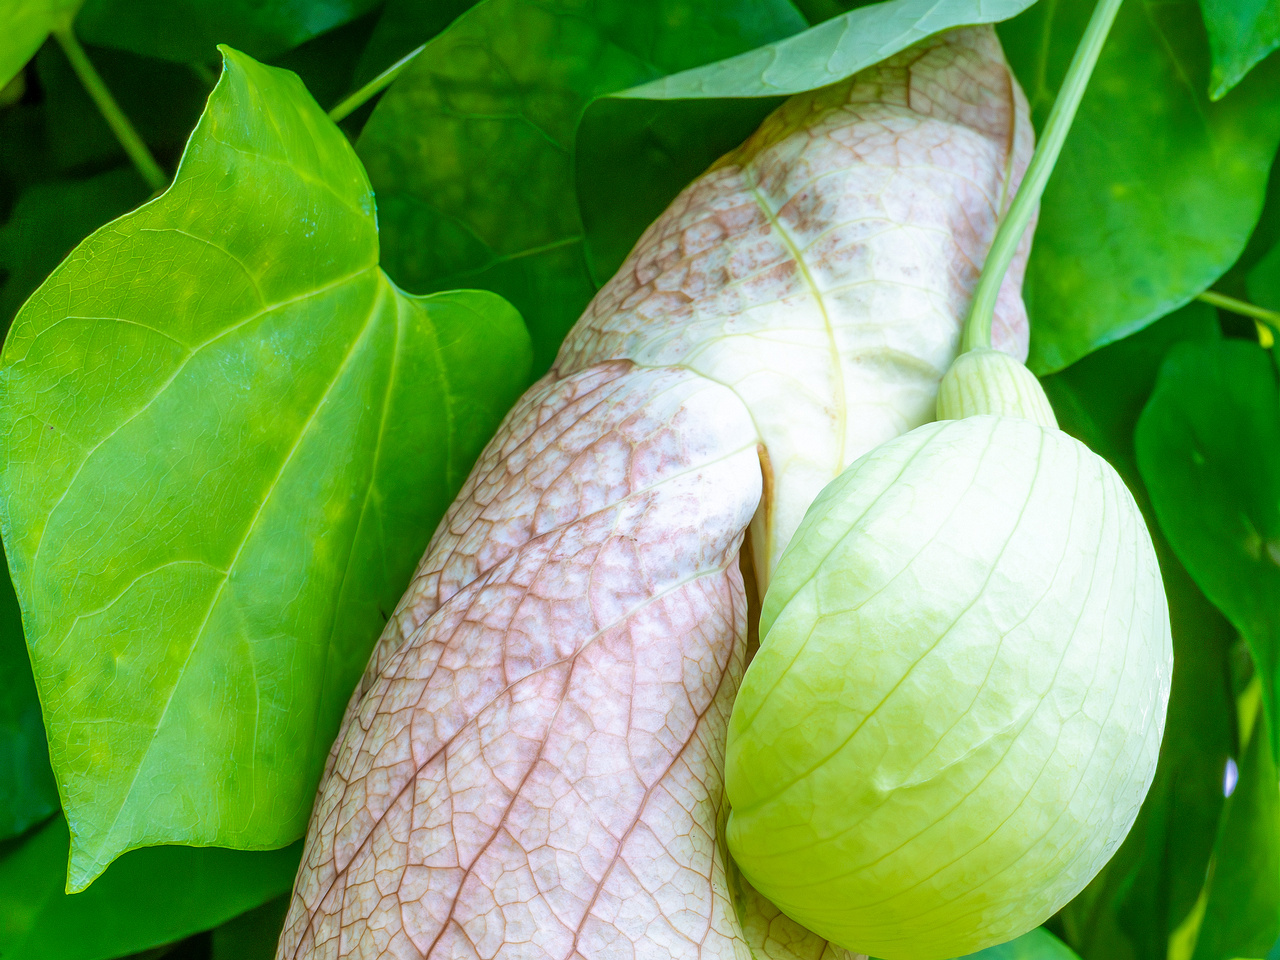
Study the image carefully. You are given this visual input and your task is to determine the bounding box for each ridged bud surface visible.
[937,348,1057,427]
[726,416,1172,960]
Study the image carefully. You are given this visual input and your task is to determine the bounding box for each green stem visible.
[1196,290,1280,329]
[962,0,1124,353]
[329,44,426,123]
[53,27,167,192]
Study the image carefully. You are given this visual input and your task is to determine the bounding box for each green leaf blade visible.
[1189,708,1280,960]
[619,0,1038,99]
[1000,0,1280,373]
[1199,0,1280,99]
[0,0,82,90]
[0,46,531,890]
[1136,339,1280,753]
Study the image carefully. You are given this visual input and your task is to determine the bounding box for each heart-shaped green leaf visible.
[1198,0,1280,99]
[0,46,531,891]
[1137,339,1280,755]
[617,0,1037,98]
[999,0,1280,372]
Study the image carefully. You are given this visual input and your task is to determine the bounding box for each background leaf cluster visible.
[2,0,1280,957]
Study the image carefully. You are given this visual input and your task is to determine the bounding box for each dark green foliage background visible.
[2,0,1279,957]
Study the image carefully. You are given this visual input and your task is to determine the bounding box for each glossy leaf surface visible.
[0,548,56,842]
[0,47,531,890]
[621,0,1036,98]
[999,0,1280,372]
[1190,709,1280,960]
[0,815,300,960]
[355,0,808,371]
[74,0,381,63]
[1199,0,1280,98]
[1137,340,1280,757]
[0,0,80,89]
[1042,304,1237,960]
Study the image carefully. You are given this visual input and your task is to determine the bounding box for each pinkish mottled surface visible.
[279,26,1033,960]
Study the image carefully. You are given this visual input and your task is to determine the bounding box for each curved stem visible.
[1197,290,1279,347]
[53,27,167,193]
[962,0,1125,353]
[329,44,426,123]
[1196,290,1280,328]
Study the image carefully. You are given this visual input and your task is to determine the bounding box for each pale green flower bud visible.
[726,405,1172,960]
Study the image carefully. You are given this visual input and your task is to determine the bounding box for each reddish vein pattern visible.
[281,26,1031,960]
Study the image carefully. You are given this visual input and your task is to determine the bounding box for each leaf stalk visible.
[962,0,1125,353]
[328,43,426,123]
[53,27,167,193]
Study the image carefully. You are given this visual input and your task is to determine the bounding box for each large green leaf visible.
[1199,0,1280,99]
[1042,304,1237,960]
[1190,707,1280,960]
[0,547,57,842]
[1137,339,1280,757]
[0,0,81,89]
[0,47,531,891]
[356,0,809,372]
[619,0,1037,98]
[73,0,381,63]
[998,0,1280,373]
[0,815,299,960]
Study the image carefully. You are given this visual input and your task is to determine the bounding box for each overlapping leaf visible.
[577,0,1039,284]
[0,816,300,960]
[1137,340,1280,757]
[0,0,81,89]
[1189,707,1280,960]
[74,0,380,63]
[0,47,531,890]
[1199,0,1280,99]
[619,0,1038,98]
[998,0,1280,372]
